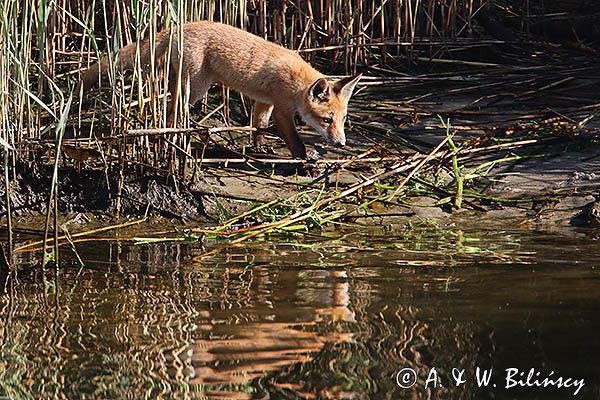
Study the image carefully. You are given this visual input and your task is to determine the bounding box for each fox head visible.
[300,74,362,148]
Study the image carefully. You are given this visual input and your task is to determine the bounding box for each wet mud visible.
[0,164,206,221]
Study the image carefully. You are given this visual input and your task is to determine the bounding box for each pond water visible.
[1,223,599,399]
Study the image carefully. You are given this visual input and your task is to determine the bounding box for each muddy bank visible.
[0,165,206,222]
[1,133,598,234]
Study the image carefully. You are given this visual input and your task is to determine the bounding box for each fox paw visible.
[306,149,320,162]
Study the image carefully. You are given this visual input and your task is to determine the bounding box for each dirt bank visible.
[2,128,598,236]
[2,51,600,233]
[0,165,206,222]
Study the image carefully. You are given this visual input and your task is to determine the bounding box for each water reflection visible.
[0,226,598,399]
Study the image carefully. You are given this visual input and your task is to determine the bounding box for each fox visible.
[80,20,362,160]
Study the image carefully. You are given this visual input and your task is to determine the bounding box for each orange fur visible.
[80,21,361,159]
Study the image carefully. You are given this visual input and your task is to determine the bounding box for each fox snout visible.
[329,131,346,148]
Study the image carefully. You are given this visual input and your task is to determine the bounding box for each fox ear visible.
[334,74,362,99]
[308,78,330,103]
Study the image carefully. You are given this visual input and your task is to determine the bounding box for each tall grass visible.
[1,1,486,165]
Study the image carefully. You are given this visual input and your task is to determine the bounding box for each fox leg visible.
[165,45,184,127]
[165,42,211,127]
[166,67,183,127]
[272,106,307,159]
[166,71,211,127]
[165,72,211,175]
[251,102,274,149]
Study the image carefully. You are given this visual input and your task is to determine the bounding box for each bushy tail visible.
[78,30,172,92]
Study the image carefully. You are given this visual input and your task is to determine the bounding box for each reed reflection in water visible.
[1,227,599,399]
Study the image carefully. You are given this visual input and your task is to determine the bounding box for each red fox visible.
[80,21,361,160]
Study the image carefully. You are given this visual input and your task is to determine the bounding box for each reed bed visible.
[2,0,487,167]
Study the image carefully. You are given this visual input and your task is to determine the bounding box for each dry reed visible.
[1,1,487,175]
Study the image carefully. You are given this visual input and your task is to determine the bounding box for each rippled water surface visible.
[1,224,599,399]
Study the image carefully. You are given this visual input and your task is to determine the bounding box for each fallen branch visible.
[193,135,452,260]
[15,218,146,253]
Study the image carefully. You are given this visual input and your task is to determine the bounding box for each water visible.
[1,224,599,399]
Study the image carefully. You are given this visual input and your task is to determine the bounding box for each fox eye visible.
[322,117,333,124]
